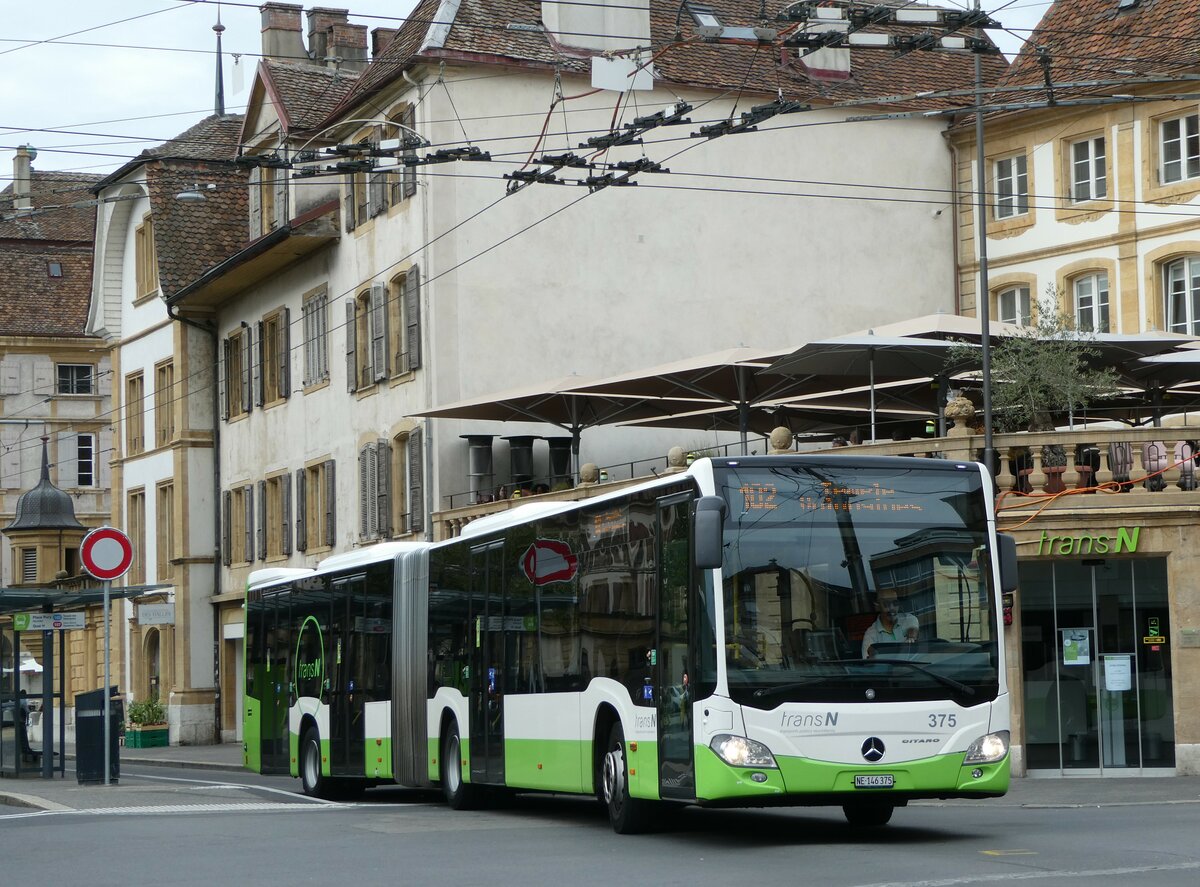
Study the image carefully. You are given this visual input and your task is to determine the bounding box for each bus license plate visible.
[854,774,894,789]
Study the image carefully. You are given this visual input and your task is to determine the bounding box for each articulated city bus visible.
[243,455,1017,833]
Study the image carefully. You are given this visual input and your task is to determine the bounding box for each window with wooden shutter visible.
[128,489,146,583]
[325,459,337,547]
[277,306,291,398]
[294,468,307,552]
[222,490,232,565]
[281,473,292,556]
[257,479,267,561]
[273,165,288,228]
[403,105,418,199]
[156,480,175,582]
[369,126,388,216]
[241,326,254,415]
[244,483,255,564]
[344,174,357,232]
[370,282,388,381]
[408,429,423,534]
[125,371,145,455]
[302,290,328,386]
[345,299,358,392]
[254,320,265,407]
[376,439,392,538]
[359,443,376,540]
[219,337,229,420]
[154,359,175,446]
[405,265,421,371]
[248,167,263,237]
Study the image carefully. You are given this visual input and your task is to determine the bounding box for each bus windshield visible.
[714,460,999,709]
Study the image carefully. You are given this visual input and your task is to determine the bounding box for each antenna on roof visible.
[213,2,226,116]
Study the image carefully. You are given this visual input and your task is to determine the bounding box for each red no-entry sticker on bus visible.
[521,539,578,586]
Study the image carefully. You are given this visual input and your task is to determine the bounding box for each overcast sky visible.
[2,0,1051,179]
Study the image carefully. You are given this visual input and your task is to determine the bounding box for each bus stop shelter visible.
[0,583,163,780]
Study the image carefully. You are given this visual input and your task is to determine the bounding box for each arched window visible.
[1072,272,1109,333]
[1164,256,1200,334]
[996,285,1031,326]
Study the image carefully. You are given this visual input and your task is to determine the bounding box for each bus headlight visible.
[963,730,1010,764]
[710,734,778,769]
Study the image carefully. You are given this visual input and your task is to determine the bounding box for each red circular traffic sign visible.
[81,527,134,580]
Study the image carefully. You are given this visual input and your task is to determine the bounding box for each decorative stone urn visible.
[943,394,976,438]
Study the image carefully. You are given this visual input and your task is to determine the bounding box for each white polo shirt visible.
[862,613,920,658]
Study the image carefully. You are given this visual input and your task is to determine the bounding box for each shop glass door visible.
[1020,559,1174,774]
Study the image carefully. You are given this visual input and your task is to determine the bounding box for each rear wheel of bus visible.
[842,803,893,828]
[442,720,481,809]
[300,727,329,798]
[602,723,653,834]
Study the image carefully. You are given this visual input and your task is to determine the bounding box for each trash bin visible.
[75,685,120,785]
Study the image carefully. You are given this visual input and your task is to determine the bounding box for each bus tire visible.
[300,727,330,798]
[842,803,893,828]
[441,720,480,810]
[601,722,652,834]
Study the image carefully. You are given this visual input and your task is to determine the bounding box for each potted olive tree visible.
[126,697,168,748]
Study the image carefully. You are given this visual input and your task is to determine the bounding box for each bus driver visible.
[862,588,918,658]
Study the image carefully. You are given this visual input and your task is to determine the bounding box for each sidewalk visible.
[4,743,1200,814]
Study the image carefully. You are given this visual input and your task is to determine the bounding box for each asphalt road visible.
[4,765,1200,886]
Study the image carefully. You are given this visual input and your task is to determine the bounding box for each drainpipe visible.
[166,304,224,741]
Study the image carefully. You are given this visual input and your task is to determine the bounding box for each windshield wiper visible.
[832,658,976,698]
[751,677,829,699]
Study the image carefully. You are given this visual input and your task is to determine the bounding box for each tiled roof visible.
[95,114,245,191]
[328,0,1007,122]
[262,59,361,131]
[0,171,103,242]
[1001,0,1196,87]
[0,241,93,337]
[144,159,250,300]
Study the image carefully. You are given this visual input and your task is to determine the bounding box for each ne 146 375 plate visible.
[854,774,895,788]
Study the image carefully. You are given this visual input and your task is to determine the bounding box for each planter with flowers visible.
[125,697,168,748]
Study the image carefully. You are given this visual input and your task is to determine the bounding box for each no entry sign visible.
[81,526,134,581]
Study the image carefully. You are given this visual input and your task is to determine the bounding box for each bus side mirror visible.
[694,496,726,570]
[997,533,1019,595]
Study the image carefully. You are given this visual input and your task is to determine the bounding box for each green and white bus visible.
[243,455,1018,832]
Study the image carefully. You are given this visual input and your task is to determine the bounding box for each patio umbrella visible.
[763,334,980,441]
[616,398,931,440]
[857,312,1022,342]
[410,374,708,478]
[562,346,807,453]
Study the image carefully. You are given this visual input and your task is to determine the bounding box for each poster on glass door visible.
[1062,628,1091,666]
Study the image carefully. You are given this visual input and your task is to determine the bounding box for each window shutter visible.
[244,483,255,563]
[254,320,265,407]
[281,473,292,556]
[370,127,388,216]
[359,445,371,540]
[278,306,291,398]
[377,439,392,538]
[221,490,232,566]
[344,175,357,232]
[219,337,229,421]
[248,167,262,237]
[325,459,337,547]
[408,428,424,534]
[370,282,388,381]
[295,468,307,552]
[273,167,288,228]
[241,329,253,414]
[52,432,74,489]
[403,105,418,199]
[345,300,358,392]
[257,479,267,561]
[405,265,421,371]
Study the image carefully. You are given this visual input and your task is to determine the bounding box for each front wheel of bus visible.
[602,723,652,834]
[441,721,480,810]
[842,803,893,828]
[300,728,329,798]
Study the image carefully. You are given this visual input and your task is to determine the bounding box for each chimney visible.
[307,7,349,63]
[372,27,399,58]
[261,2,307,62]
[13,145,35,212]
[328,22,368,73]
[542,0,650,53]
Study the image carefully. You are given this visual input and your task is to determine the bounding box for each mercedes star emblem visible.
[861,737,886,762]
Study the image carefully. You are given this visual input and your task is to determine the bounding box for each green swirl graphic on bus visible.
[294,615,325,699]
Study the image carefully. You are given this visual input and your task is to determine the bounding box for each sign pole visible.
[103,577,112,787]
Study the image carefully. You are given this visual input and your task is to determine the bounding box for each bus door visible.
[329,573,367,777]
[247,588,290,774]
[656,493,694,798]
[469,540,506,786]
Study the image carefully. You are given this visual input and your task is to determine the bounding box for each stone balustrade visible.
[432,427,1200,540]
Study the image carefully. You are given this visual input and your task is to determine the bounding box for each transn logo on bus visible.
[521,539,578,586]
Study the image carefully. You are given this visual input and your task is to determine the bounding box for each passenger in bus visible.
[861,589,919,658]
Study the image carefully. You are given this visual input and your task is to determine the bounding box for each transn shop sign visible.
[521,539,578,586]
